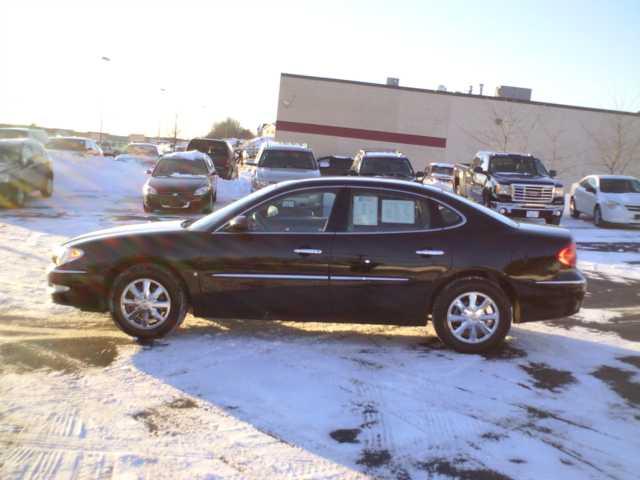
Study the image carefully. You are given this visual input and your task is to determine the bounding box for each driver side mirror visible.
[227,215,249,232]
[319,160,330,169]
[415,171,425,181]
[585,186,596,194]
[473,166,484,174]
[145,168,152,175]
[549,169,557,178]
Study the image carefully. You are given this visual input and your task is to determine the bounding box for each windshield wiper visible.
[180,218,197,228]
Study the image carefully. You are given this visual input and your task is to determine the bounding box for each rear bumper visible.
[47,266,108,312]
[512,270,586,322]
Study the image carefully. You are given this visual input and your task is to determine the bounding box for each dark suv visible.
[350,150,422,181]
[186,138,237,179]
[0,139,54,207]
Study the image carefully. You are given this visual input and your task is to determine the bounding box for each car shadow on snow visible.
[130,318,640,479]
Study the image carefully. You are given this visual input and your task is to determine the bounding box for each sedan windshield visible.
[489,155,548,176]
[600,178,640,193]
[153,158,208,177]
[0,143,21,164]
[431,166,453,175]
[361,157,414,176]
[259,150,317,169]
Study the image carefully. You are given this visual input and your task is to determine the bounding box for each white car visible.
[251,143,320,191]
[423,162,454,191]
[570,175,640,227]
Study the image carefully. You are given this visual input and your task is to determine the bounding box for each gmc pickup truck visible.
[453,151,564,224]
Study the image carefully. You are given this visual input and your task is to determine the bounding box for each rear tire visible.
[569,197,580,218]
[431,277,512,353]
[109,264,188,339]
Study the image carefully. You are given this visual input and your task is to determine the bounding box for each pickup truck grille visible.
[626,204,640,212]
[511,184,554,204]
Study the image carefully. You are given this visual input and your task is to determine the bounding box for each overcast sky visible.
[2,0,639,138]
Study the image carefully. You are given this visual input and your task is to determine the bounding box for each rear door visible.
[329,187,458,325]
[197,187,341,320]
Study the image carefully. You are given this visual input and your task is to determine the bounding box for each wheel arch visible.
[426,269,521,323]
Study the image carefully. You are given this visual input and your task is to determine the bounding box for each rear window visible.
[361,157,414,176]
[0,143,22,163]
[47,138,85,151]
[187,139,230,158]
[431,165,453,175]
[259,150,317,170]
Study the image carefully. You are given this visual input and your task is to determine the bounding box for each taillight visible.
[557,243,577,268]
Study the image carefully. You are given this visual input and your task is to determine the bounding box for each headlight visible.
[553,186,564,197]
[495,183,511,195]
[53,246,84,266]
[194,185,211,196]
[143,184,157,195]
[605,199,621,208]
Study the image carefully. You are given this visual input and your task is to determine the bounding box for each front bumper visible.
[601,205,640,225]
[491,200,564,219]
[47,266,108,312]
[512,270,587,323]
[144,193,210,212]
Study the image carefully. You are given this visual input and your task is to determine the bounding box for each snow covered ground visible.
[1,156,639,479]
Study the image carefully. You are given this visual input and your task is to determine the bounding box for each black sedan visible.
[48,177,585,353]
[143,151,218,213]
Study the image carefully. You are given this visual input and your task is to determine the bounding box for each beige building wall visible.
[276,74,640,185]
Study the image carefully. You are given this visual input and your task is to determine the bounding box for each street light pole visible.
[98,56,111,144]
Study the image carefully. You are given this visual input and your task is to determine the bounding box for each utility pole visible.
[98,56,111,144]
[172,114,178,149]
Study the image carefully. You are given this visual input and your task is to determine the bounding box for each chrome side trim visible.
[330,275,409,282]
[535,280,587,285]
[293,248,323,255]
[211,273,328,280]
[416,249,445,256]
[51,269,88,274]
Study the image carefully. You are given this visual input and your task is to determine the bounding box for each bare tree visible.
[585,114,640,174]
[461,103,539,152]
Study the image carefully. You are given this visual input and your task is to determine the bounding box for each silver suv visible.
[251,142,320,191]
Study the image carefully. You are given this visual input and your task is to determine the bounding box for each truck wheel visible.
[431,277,512,353]
[110,264,188,340]
[569,197,580,218]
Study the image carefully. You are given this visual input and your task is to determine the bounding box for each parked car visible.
[47,136,103,156]
[251,142,320,191]
[48,177,585,353]
[0,127,49,145]
[99,142,117,157]
[350,150,423,182]
[570,175,640,227]
[423,162,454,191]
[318,155,353,176]
[453,151,564,225]
[0,139,54,207]
[186,138,237,179]
[142,151,217,213]
[116,143,160,166]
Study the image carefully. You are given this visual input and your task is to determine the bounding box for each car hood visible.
[66,220,185,246]
[492,172,561,187]
[148,176,208,194]
[256,167,320,182]
[601,192,640,205]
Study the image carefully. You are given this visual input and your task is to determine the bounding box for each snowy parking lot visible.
[1,153,639,479]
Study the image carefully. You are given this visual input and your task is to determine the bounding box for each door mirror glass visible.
[228,215,249,232]
[473,166,484,174]
[415,171,425,181]
[549,169,557,178]
[145,168,152,175]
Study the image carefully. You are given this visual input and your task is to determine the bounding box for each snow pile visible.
[50,152,148,197]
[217,169,252,202]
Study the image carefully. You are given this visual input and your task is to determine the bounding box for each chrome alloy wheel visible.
[120,278,171,329]
[447,291,500,344]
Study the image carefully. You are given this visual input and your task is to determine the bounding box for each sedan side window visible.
[348,190,433,232]
[235,189,337,233]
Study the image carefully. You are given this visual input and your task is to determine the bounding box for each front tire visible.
[569,197,580,218]
[109,264,188,339]
[41,174,54,198]
[432,278,512,353]
[12,187,25,208]
[594,205,607,228]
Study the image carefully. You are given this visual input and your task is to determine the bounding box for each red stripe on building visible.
[276,120,447,149]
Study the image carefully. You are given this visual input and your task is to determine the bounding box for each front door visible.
[329,188,456,325]
[197,187,340,320]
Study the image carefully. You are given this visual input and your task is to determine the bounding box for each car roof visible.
[51,136,90,141]
[0,138,31,145]
[128,142,157,147]
[429,162,453,167]
[362,151,407,158]
[267,176,439,193]
[160,150,209,161]
[594,174,637,180]
[477,150,533,157]
[263,142,311,152]
[319,155,352,159]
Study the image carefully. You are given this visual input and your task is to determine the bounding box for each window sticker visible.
[381,199,415,224]
[353,195,378,226]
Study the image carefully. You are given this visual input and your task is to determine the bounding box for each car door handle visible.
[294,248,323,255]
[416,249,445,256]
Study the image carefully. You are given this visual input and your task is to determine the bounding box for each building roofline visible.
[281,73,640,118]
